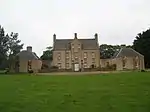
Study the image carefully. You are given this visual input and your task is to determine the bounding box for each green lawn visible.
[0,72,150,112]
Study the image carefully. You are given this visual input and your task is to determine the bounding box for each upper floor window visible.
[57,63,61,69]
[72,44,74,49]
[92,52,95,58]
[92,58,95,63]
[84,62,87,68]
[58,52,61,56]
[84,52,87,58]
[57,52,61,61]
[66,63,69,68]
[84,58,87,62]
[74,52,78,57]
[66,58,69,62]
[66,52,69,57]
[78,44,81,49]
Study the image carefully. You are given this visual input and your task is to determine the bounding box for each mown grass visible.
[0,72,150,112]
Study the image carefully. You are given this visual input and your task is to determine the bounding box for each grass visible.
[0,72,150,112]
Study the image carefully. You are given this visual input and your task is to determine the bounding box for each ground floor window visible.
[28,60,32,70]
[57,63,61,69]
[122,56,127,68]
[84,63,87,68]
[66,63,69,69]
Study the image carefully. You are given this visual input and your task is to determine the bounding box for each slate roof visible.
[112,48,144,58]
[17,50,40,60]
[54,38,98,50]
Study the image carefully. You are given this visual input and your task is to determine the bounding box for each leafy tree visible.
[0,25,23,70]
[40,46,53,60]
[7,32,23,57]
[133,29,150,68]
[0,26,9,69]
[7,32,24,69]
[100,44,132,59]
[100,44,120,59]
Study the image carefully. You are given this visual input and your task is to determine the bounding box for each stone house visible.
[13,46,42,73]
[100,47,145,70]
[52,33,100,71]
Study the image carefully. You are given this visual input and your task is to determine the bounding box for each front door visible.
[74,63,79,72]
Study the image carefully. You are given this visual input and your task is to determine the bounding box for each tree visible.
[7,32,23,69]
[100,44,132,59]
[0,25,23,70]
[7,32,23,57]
[0,26,9,69]
[100,44,120,59]
[133,29,150,68]
[40,46,53,60]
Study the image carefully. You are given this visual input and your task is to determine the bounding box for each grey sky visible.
[0,0,150,56]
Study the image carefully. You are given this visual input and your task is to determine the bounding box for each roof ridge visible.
[129,48,144,57]
[116,48,123,58]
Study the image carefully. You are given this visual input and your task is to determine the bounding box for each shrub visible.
[41,64,49,69]
[50,66,58,69]
[28,69,33,73]
[141,69,146,72]
[99,64,116,71]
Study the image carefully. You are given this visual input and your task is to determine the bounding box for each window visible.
[92,52,95,58]
[106,62,109,66]
[75,57,78,62]
[78,44,80,49]
[74,52,78,58]
[84,62,87,68]
[66,58,69,62]
[92,58,95,63]
[84,52,87,58]
[84,58,87,62]
[135,56,139,68]
[57,56,61,61]
[57,63,61,69]
[58,52,61,56]
[57,52,61,61]
[66,52,69,58]
[72,44,74,49]
[66,63,69,69]
[122,56,127,68]
[28,60,32,70]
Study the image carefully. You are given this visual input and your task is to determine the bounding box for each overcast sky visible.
[0,0,150,56]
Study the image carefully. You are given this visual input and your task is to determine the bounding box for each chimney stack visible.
[74,33,77,39]
[27,46,32,52]
[94,33,98,41]
[53,34,56,42]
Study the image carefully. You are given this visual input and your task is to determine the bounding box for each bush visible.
[99,64,116,71]
[50,66,58,69]
[41,64,49,69]
[141,69,146,72]
[28,69,33,73]
[5,68,9,74]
